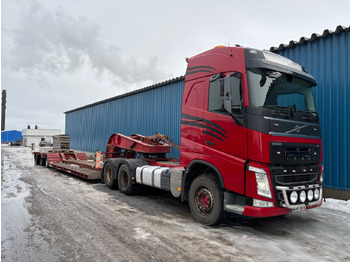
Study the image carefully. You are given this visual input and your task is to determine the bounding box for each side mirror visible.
[224,76,232,114]
[224,73,242,115]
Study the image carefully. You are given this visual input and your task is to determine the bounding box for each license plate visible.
[292,206,306,212]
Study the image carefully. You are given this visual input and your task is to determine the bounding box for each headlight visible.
[248,166,272,199]
[307,190,314,201]
[299,191,306,203]
[290,191,298,204]
[289,191,298,204]
[314,188,320,200]
[320,164,324,183]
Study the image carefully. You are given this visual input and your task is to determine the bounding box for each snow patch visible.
[134,227,152,240]
[323,198,350,214]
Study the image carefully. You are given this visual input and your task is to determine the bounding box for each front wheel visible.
[188,174,226,226]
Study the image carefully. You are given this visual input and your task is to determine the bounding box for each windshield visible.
[247,68,316,113]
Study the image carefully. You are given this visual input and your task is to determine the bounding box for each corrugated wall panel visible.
[1,130,22,143]
[65,80,184,157]
[277,30,350,190]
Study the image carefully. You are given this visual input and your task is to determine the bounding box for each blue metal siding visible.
[277,30,350,190]
[65,80,184,157]
[1,130,22,143]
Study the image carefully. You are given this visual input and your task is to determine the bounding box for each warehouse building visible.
[22,127,62,147]
[65,77,184,157]
[270,25,350,198]
[65,25,349,196]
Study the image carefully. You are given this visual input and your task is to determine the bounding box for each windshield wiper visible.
[295,110,319,121]
[262,105,294,118]
[263,105,293,111]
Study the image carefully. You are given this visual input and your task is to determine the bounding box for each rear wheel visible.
[103,161,118,189]
[40,156,46,166]
[45,158,50,168]
[188,174,226,226]
[34,154,41,165]
[118,164,139,195]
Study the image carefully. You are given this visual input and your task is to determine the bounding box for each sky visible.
[1,0,350,132]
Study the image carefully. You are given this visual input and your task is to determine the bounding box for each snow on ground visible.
[322,198,350,214]
[1,145,350,262]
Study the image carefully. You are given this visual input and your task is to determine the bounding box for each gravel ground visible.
[2,145,350,262]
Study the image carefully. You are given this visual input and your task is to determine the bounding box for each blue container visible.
[1,130,22,143]
[65,77,184,158]
[272,26,350,191]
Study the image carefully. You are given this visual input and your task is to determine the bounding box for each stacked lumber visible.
[53,135,70,151]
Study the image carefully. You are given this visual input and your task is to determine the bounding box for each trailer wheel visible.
[40,156,46,166]
[118,164,139,195]
[45,159,50,168]
[188,174,226,226]
[35,154,41,165]
[103,161,118,189]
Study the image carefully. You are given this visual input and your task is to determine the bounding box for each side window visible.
[208,74,225,113]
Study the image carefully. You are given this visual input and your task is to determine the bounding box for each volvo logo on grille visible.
[295,125,301,133]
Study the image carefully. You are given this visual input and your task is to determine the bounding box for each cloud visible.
[3,1,169,85]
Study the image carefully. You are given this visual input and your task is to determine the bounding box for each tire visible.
[188,174,226,226]
[35,154,41,165]
[40,156,46,166]
[45,158,50,168]
[118,164,139,195]
[103,161,118,189]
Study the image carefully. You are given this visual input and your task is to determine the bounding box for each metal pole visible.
[1,90,7,131]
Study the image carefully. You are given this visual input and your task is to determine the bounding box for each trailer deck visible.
[50,162,101,180]
[33,151,102,181]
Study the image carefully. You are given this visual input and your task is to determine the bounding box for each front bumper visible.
[275,184,323,211]
[225,183,323,217]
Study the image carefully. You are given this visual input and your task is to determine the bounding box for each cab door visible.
[201,72,248,194]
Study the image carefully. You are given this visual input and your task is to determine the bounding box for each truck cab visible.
[181,46,322,224]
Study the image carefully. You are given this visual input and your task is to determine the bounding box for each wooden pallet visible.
[53,134,70,151]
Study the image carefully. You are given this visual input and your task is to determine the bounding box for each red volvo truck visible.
[100,46,323,225]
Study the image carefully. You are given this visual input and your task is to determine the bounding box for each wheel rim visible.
[105,166,112,183]
[195,187,213,214]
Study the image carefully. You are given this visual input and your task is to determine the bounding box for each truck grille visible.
[270,164,320,208]
[275,173,318,186]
